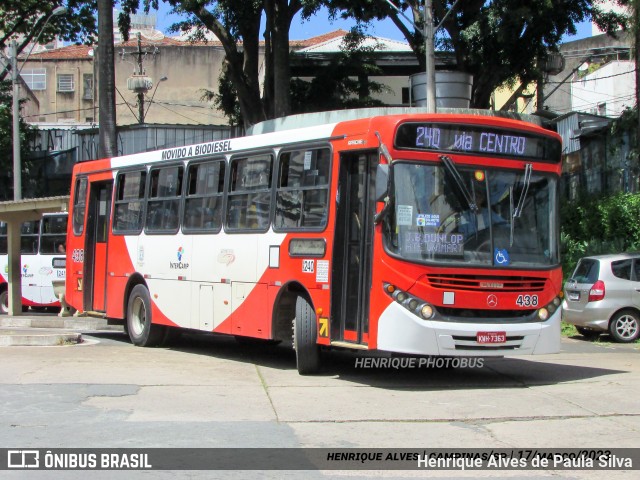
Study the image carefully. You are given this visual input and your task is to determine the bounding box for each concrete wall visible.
[112,44,229,126]
[543,32,632,115]
[20,58,94,124]
[21,43,232,127]
[571,60,635,117]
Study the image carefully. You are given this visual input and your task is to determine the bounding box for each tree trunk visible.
[271,0,292,119]
[97,0,117,158]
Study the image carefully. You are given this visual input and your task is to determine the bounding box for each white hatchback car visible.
[562,253,640,343]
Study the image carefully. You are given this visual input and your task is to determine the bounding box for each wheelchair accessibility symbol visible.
[494,248,510,266]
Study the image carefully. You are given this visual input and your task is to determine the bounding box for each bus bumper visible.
[376,303,561,356]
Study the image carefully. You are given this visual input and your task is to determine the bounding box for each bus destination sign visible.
[395,123,561,162]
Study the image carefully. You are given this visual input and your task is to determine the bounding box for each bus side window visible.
[40,215,68,254]
[113,170,147,233]
[183,160,225,232]
[226,154,273,231]
[0,222,6,254]
[20,221,39,254]
[275,147,330,231]
[72,177,88,235]
[145,165,183,234]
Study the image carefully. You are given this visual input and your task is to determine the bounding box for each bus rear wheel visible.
[127,285,165,347]
[294,296,320,375]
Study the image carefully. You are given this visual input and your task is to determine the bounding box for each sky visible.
[153,5,594,44]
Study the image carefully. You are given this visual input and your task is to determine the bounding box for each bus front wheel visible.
[294,296,320,375]
[127,285,165,347]
[0,288,8,314]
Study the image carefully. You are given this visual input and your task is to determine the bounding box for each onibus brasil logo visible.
[170,247,189,269]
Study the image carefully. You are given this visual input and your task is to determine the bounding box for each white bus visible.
[0,213,68,313]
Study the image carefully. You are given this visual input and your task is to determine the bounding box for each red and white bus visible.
[1,213,68,313]
[65,111,563,373]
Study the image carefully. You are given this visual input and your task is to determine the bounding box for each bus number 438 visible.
[516,295,538,307]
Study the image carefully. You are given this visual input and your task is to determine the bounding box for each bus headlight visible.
[383,283,435,320]
[420,304,434,319]
[537,293,562,321]
[538,308,549,321]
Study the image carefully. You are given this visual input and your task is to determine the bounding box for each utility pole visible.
[424,0,436,113]
[11,40,21,200]
[134,33,145,124]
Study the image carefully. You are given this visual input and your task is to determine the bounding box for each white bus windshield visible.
[383,162,559,268]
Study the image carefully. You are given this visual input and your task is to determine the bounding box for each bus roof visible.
[247,108,548,135]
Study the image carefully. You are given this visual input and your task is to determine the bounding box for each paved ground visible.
[0,313,638,479]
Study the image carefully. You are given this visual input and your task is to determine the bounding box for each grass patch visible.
[561,322,578,337]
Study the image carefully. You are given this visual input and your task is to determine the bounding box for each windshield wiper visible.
[510,163,533,246]
[513,163,533,218]
[439,155,477,213]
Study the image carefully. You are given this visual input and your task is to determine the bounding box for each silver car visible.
[562,253,640,343]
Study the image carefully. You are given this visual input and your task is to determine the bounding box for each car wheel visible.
[126,284,165,347]
[293,296,320,375]
[608,310,640,343]
[575,326,601,339]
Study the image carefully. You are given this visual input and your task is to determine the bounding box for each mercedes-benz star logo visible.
[487,295,498,308]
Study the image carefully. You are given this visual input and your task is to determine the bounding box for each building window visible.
[83,74,94,100]
[402,87,410,105]
[57,74,75,92]
[21,68,46,90]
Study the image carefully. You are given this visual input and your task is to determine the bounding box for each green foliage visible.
[327,0,630,108]
[0,1,98,66]
[290,28,390,114]
[561,191,640,279]
[610,106,640,166]
[200,63,243,127]
[0,81,38,200]
[561,321,578,337]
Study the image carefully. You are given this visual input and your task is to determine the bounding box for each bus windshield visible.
[383,161,558,268]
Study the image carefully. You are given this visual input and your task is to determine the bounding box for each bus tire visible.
[0,288,8,314]
[294,296,320,375]
[126,284,165,347]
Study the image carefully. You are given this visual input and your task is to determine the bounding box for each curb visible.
[0,330,82,347]
[0,317,123,331]
[0,315,123,347]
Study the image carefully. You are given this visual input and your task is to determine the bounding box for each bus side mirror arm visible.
[374,164,391,225]
[375,164,389,201]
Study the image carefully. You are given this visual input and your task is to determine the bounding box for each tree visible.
[127,0,323,128]
[97,0,118,158]
[0,0,97,196]
[0,1,97,82]
[290,28,390,113]
[0,81,37,200]
[327,0,629,108]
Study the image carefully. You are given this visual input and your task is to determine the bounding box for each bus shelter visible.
[0,197,69,316]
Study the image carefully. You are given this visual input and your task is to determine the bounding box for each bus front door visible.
[83,181,113,313]
[331,151,376,346]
